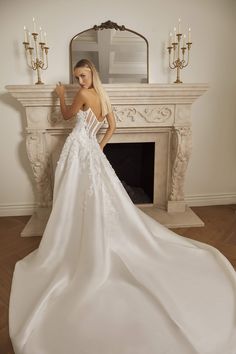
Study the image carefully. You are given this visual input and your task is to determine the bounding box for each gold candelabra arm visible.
[182,42,192,67]
[176,33,182,62]
[167,46,176,69]
[27,47,37,70]
[39,42,45,63]
[186,42,192,50]
[172,42,178,63]
[32,33,39,58]
[181,47,187,67]
[42,47,49,70]
[23,41,29,50]
[23,42,32,69]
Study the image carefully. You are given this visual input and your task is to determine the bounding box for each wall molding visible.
[185,193,236,207]
[0,203,36,216]
[0,193,235,217]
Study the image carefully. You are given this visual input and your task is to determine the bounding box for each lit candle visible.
[39,27,43,42]
[33,17,36,33]
[169,32,173,46]
[188,27,191,42]
[173,27,177,43]
[23,26,27,42]
[178,18,181,34]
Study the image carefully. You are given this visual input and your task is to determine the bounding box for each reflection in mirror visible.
[70,21,149,84]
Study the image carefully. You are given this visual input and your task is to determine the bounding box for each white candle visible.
[28,32,32,47]
[23,26,27,42]
[39,27,43,42]
[178,18,181,34]
[183,34,186,47]
[44,31,47,44]
[169,32,173,46]
[33,17,36,33]
[173,27,177,43]
[188,27,191,42]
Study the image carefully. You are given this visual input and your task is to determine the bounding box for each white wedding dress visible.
[9,108,236,354]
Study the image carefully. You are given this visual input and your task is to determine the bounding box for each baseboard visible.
[0,193,235,217]
[0,203,35,216]
[185,193,236,206]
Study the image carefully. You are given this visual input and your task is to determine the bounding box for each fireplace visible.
[6,83,208,235]
[104,142,155,204]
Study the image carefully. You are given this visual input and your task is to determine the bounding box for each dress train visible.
[9,108,236,354]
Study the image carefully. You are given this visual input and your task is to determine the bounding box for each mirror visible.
[70,21,149,84]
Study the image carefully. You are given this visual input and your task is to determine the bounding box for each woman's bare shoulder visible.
[74,87,89,99]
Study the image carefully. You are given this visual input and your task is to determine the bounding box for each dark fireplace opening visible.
[104,142,155,204]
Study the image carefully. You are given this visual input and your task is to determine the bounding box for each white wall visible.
[0,0,236,215]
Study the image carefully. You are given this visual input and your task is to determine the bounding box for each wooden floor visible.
[0,205,236,354]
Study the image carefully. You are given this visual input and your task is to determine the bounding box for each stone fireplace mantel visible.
[6,83,208,236]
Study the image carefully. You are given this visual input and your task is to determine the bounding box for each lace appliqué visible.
[102,181,120,243]
[57,130,88,172]
[87,139,103,197]
[57,129,103,197]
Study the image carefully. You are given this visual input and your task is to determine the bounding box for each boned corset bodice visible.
[74,107,106,139]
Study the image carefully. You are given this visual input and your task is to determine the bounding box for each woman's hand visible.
[55,82,65,98]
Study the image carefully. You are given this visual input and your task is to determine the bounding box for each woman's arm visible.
[55,83,86,120]
[99,111,116,151]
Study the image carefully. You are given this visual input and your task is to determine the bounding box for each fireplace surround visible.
[6,83,208,236]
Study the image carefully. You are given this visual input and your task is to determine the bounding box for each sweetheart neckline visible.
[80,107,106,123]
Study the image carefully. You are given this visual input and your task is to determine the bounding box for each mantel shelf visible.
[6,83,209,106]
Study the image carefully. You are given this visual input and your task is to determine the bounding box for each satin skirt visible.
[9,128,236,354]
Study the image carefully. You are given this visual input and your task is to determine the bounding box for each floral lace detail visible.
[102,181,120,244]
[56,129,89,173]
[56,110,105,197]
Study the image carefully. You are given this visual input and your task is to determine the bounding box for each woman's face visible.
[74,67,93,89]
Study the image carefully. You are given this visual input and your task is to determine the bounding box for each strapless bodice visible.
[74,107,105,139]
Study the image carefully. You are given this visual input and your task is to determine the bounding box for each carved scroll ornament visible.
[113,105,172,123]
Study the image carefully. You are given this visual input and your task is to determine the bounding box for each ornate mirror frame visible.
[69,20,149,84]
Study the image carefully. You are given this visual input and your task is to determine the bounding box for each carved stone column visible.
[26,130,53,207]
[168,127,192,212]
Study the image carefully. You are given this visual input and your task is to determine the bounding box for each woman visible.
[9,59,236,354]
[55,59,116,151]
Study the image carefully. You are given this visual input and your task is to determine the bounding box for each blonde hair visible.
[74,59,112,117]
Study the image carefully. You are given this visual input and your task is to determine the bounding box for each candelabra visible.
[23,19,49,84]
[167,20,192,84]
